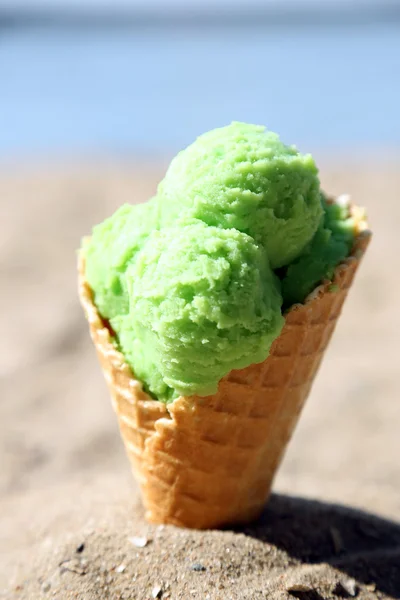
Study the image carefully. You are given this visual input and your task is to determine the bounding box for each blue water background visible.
[1,22,399,157]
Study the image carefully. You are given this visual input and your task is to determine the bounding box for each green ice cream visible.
[158,122,322,269]
[111,222,284,401]
[82,122,356,403]
[280,195,355,309]
[85,197,160,319]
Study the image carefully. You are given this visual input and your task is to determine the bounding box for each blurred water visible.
[1,22,399,157]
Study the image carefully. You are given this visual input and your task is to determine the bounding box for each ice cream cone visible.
[79,201,371,529]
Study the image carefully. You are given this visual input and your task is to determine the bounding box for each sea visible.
[1,20,399,157]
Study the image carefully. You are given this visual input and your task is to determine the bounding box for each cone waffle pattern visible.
[79,208,370,529]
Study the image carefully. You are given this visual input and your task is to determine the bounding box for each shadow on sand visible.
[237,494,400,598]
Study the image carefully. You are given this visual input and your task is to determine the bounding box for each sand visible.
[1,157,400,599]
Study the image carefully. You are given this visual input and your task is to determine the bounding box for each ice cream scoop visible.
[280,195,358,308]
[84,197,160,320]
[157,122,323,269]
[111,221,284,401]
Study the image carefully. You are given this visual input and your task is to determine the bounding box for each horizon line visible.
[1,5,400,29]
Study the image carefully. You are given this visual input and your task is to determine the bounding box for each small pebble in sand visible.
[191,563,206,572]
[341,578,358,597]
[152,585,163,598]
[129,536,150,548]
[116,564,126,573]
[334,577,358,597]
[286,583,313,593]
[41,580,51,593]
[76,543,85,554]
[59,558,86,576]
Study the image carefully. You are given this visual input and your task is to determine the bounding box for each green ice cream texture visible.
[82,122,355,402]
[158,121,322,269]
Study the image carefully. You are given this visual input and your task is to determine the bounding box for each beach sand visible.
[1,157,399,599]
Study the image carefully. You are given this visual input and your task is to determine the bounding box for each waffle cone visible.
[79,200,371,529]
